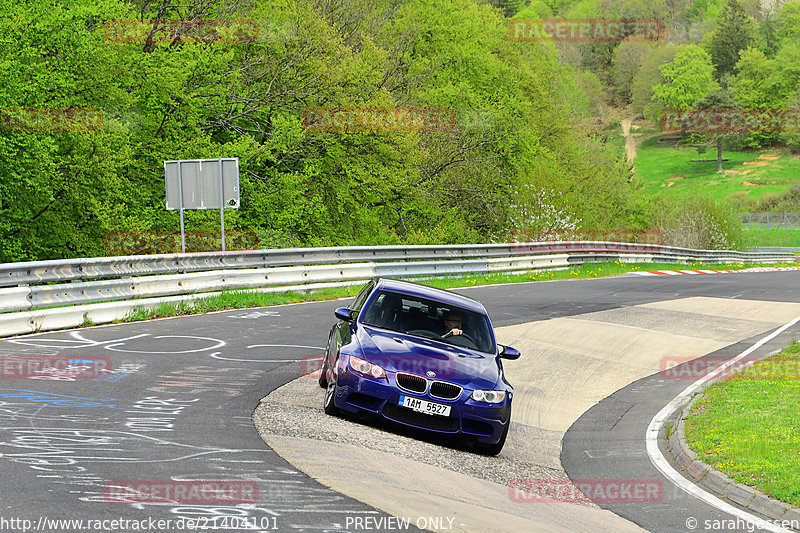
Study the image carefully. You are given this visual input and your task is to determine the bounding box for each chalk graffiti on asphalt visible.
[7,331,226,354]
[226,310,280,319]
[148,366,264,397]
[210,344,324,363]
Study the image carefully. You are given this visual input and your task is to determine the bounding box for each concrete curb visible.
[667,393,800,528]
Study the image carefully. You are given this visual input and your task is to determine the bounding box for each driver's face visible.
[445,315,462,327]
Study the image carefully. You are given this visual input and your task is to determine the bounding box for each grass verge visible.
[118,260,796,323]
[684,340,800,507]
[634,136,800,204]
[745,229,800,248]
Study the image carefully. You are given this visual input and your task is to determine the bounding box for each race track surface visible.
[0,271,797,532]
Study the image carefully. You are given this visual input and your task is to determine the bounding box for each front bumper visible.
[333,366,511,444]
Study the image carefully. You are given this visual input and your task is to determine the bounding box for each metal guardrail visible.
[0,242,795,338]
[752,247,800,253]
[0,241,791,288]
[0,242,636,287]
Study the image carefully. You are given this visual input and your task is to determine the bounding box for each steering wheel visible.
[443,331,476,344]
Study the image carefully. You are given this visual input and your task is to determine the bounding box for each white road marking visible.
[646,315,800,533]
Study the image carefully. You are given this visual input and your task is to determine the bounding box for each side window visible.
[360,292,384,325]
[350,281,374,313]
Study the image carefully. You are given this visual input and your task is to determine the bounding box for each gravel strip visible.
[253,372,590,504]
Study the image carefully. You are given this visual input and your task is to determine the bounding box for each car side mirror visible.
[498,344,521,360]
[334,307,355,322]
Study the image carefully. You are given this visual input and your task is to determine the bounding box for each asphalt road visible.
[562,327,800,533]
[0,271,797,532]
[0,302,412,533]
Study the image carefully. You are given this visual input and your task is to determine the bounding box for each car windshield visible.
[360,290,495,353]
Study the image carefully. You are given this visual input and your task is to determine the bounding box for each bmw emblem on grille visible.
[426,370,436,377]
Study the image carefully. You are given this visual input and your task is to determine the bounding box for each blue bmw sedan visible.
[318,278,520,455]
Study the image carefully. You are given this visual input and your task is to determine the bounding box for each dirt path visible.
[621,115,666,170]
[622,115,637,161]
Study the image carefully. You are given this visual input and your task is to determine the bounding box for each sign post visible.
[164,158,240,253]
[218,159,225,250]
[176,161,186,253]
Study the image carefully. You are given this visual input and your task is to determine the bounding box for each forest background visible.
[2,0,799,261]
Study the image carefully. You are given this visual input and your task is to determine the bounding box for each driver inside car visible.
[441,310,464,338]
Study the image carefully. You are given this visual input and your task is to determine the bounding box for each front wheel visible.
[323,357,340,416]
[318,357,329,389]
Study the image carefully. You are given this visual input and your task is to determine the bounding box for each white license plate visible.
[398,395,451,417]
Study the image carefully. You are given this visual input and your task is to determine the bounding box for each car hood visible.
[357,326,500,390]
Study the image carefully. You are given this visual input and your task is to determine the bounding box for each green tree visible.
[0,0,137,261]
[758,6,779,57]
[705,0,757,77]
[685,0,725,23]
[631,44,678,118]
[513,1,553,18]
[611,41,651,105]
[784,89,800,153]
[769,40,800,151]
[770,40,800,103]
[731,48,778,108]
[653,45,719,110]
[730,47,782,147]
[541,0,580,15]
[693,88,743,172]
[776,1,800,42]
[0,0,649,260]
[487,0,526,17]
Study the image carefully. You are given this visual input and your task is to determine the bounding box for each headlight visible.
[348,356,387,379]
[471,390,506,404]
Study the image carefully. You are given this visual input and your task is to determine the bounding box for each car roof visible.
[374,278,487,314]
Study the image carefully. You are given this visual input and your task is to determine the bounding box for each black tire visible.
[475,421,509,456]
[323,357,340,416]
[318,357,329,389]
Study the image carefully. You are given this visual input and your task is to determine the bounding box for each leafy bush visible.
[652,196,746,250]
[785,133,800,154]
[501,183,581,242]
[744,182,800,212]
